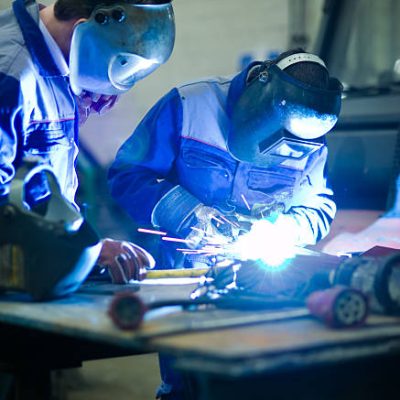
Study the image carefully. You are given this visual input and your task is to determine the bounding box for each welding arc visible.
[144,249,325,280]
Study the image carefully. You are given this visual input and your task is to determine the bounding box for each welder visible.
[108,48,342,399]
[109,48,342,269]
[0,0,175,284]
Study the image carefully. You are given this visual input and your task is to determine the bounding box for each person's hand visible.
[96,238,155,284]
[76,90,120,125]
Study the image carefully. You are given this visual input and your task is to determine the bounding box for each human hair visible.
[273,48,329,89]
[53,0,170,20]
[53,0,126,21]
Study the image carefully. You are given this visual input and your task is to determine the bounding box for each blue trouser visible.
[156,354,185,399]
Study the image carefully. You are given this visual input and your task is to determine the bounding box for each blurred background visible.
[1,0,400,398]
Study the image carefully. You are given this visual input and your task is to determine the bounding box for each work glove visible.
[224,200,286,237]
[185,204,240,248]
[96,238,155,284]
[251,201,285,219]
[151,186,238,249]
[76,90,120,125]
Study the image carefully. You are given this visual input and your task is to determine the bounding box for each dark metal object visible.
[334,250,400,314]
[233,253,343,298]
[232,247,400,316]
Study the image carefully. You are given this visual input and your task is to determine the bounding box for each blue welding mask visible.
[228,53,343,167]
[69,1,175,95]
[0,159,102,301]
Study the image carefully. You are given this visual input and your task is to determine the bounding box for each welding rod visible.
[144,247,325,280]
[145,268,210,279]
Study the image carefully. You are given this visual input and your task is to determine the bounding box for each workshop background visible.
[2,0,396,399]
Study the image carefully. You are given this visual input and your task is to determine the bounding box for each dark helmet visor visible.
[228,63,343,164]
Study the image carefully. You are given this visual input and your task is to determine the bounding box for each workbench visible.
[1,278,400,400]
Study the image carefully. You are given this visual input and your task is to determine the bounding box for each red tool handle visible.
[108,292,147,330]
[307,285,369,328]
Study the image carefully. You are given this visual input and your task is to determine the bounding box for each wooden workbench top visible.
[1,279,400,377]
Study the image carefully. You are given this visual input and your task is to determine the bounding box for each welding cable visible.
[109,291,304,331]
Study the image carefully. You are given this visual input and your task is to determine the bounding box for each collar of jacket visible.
[13,0,61,77]
[226,61,262,118]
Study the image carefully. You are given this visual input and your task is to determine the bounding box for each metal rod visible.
[146,268,210,279]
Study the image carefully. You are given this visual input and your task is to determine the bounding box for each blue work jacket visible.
[0,0,78,205]
[109,65,336,251]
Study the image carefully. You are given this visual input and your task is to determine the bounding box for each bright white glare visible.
[273,142,305,158]
[229,219,298,267]
[120,57,155,77]
[109,54,157,89]
[286,113,337,139]
[65,216,84,233]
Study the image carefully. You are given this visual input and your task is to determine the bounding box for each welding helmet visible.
[228,53,343,165]
[69,0,175,95]
[0,159,102,300]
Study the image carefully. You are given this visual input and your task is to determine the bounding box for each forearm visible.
[0,76,21,196]
[0,132,17,197]
[109,165,176,225]
[151,185,202,235]
[108,88,183,225]
[288,196,336,246]
[286,145,336,245]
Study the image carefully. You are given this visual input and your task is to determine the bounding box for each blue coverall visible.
[109,63,336,262]
[109,62,337,399]
[0,0,78,205]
